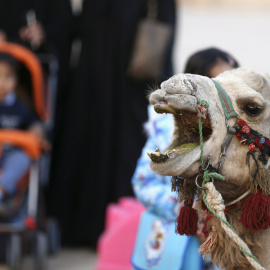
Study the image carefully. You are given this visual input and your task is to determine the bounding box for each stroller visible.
[0,42,60,270]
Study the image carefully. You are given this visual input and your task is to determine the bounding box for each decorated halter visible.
[173,79,270,270]
[213,79,270,167]
[213,79,270,228]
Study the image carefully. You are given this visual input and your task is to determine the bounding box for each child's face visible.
[209,58,233,78]
[0,62,16,102]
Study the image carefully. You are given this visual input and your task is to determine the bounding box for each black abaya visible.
[48,0,176,246]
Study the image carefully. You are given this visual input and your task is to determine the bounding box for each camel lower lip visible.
[154,102,177,114]
[148,143,199,163]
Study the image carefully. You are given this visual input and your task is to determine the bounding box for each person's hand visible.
[28,123,51,152]
[19,22,45,48]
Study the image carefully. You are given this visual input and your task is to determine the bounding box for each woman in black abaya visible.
[48,0,176,247]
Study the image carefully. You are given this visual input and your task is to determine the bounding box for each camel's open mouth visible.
[148,100,212,163]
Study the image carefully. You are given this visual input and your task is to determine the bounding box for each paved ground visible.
[46,249,97,270]
[1,3,269,270]
[0,248,97,270]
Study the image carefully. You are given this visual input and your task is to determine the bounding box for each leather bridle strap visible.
[211,80,252,207]
[225,190,250,207]
[212,79,237,119]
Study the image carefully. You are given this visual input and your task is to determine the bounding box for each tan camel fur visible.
[148,68,270,270]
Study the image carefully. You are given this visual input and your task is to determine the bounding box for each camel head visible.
[148,68,270,200]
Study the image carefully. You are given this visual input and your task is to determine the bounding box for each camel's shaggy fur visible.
[206,206,268,270]
[148,68,270,269]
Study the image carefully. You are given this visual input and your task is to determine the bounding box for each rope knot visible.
[205,182,225,212]
[197,99,209,119]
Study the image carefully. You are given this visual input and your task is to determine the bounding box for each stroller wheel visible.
[33,232,48,270]
[6,233,22,270]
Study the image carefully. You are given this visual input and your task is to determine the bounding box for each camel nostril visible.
[157,100,168,105]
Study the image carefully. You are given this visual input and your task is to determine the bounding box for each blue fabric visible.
[131,105,178,221]
[181,236,203,270]
[0,147,31,197]
[8,195,28,230]
[0,93,37,130]
[0,92,34,198]
[132,211,202,270]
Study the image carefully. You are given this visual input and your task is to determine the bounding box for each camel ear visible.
[233,68,270,95]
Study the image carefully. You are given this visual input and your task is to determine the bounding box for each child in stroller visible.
[0,52,45,220]
[0,42,59,270]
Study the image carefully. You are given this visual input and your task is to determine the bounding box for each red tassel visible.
[176,200,198,236]
[240,189,270,231]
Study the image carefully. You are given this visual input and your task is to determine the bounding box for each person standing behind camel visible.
[48,0,177,247]
[131,48,239,270]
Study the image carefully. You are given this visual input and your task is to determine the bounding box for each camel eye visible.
[243,104,263,117]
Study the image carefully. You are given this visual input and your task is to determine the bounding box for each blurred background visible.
[0,0,269,269]
[175,0,270,74]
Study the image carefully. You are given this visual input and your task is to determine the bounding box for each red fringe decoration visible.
[198,225,217,257]
[240,189,270,231]
[176,201,198,236]
[202,216,212,237]
[202,221,208,237]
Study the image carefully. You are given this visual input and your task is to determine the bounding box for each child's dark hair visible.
[184,47,239,77]
[0,53,18,75]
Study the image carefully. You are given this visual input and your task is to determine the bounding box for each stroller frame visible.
[0,42,60,270]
